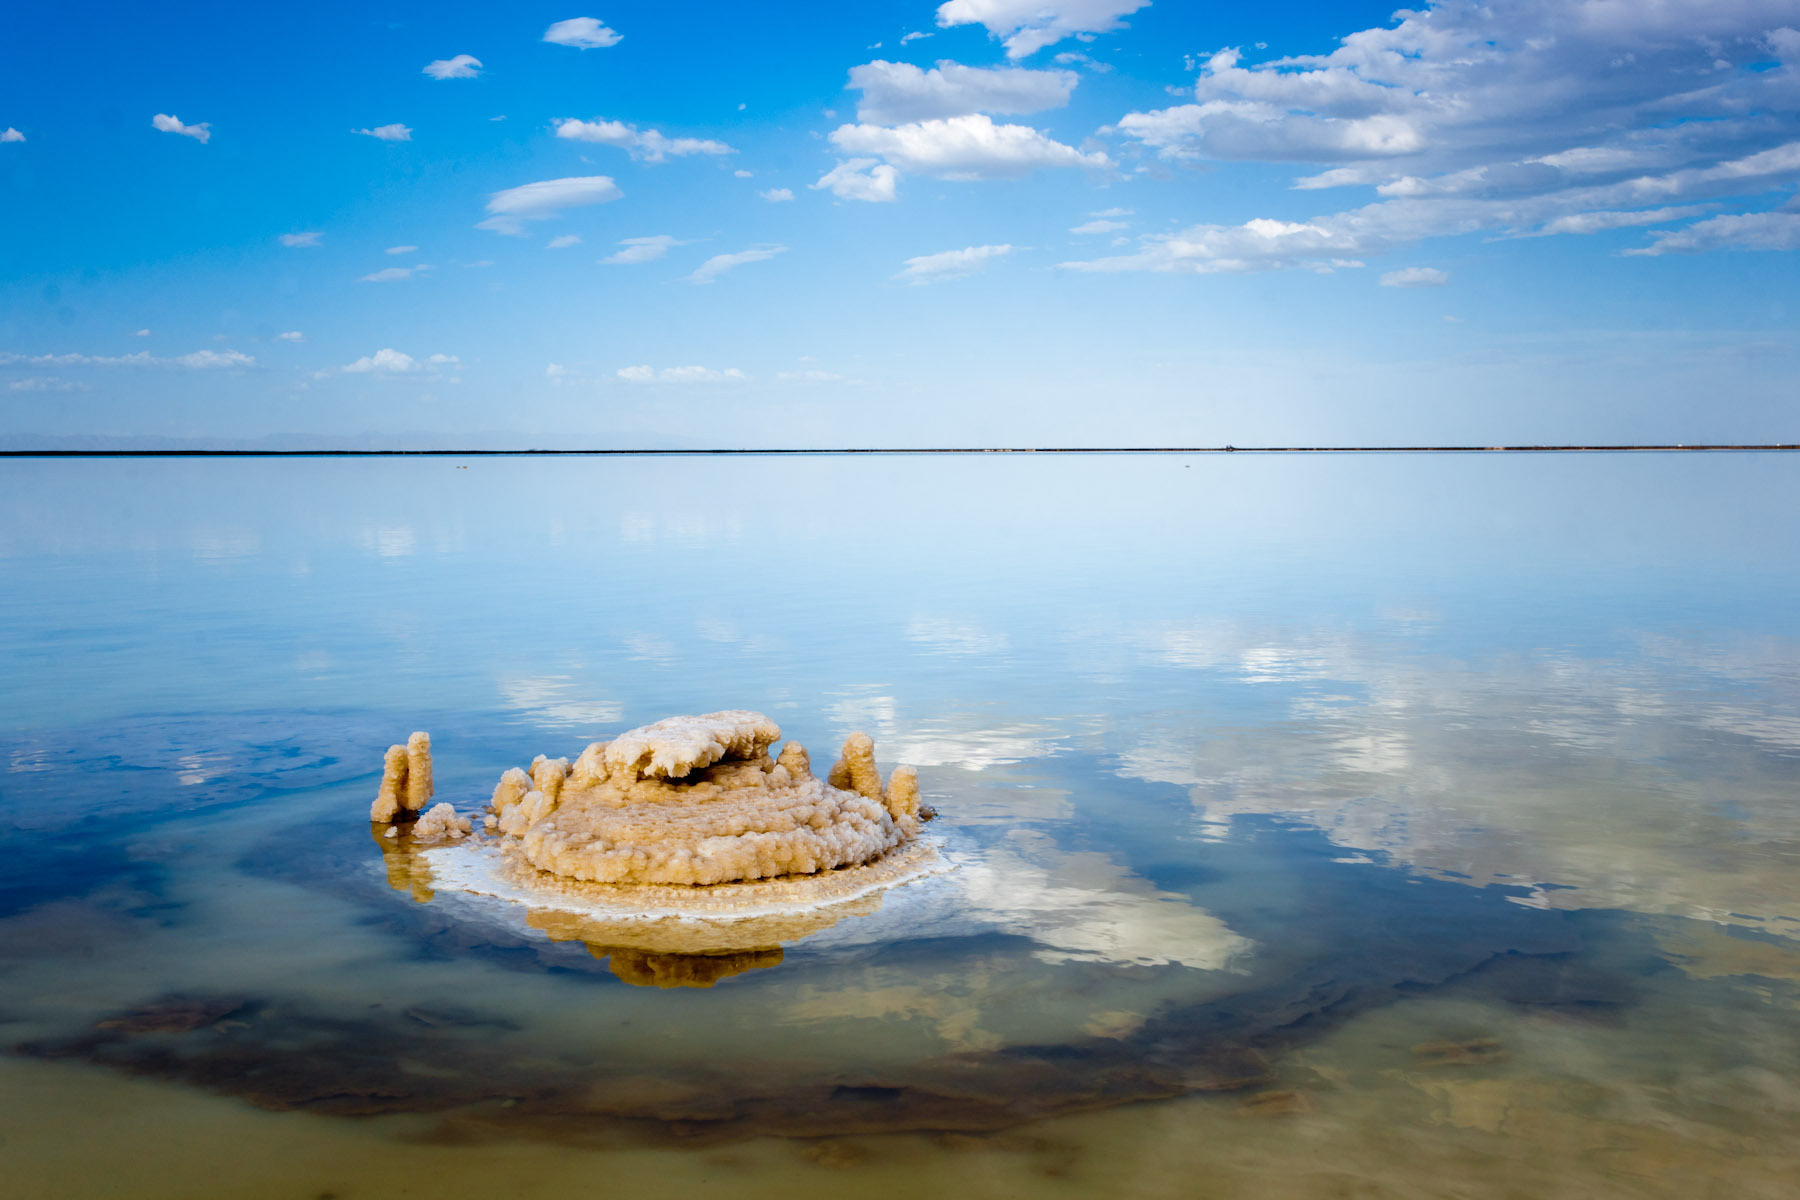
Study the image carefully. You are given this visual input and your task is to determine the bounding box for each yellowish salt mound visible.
[488,710,926,886]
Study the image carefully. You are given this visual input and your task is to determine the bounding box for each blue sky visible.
[2,0,1798,447]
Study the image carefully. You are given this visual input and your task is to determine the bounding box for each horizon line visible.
[2,444,1798,458]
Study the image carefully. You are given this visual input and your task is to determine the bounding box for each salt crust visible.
[485,710,927,886]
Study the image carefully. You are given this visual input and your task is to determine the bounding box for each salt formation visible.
[487,710,926,886]
[369,731,434,822]
[368,732,471,840]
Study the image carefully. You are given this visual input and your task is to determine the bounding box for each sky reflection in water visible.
[1,453,1798,1196]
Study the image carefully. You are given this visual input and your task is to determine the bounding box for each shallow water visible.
[3,454,1798,1197]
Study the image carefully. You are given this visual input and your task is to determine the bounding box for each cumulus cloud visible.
[355,123,412,141]
[685,245,786,284]
[478,175,622,235]
[813,157,900,202]
[849,59,1078,124]
[616,365,747,383]
[553,118,733,162]
[1093,3,1800,267]
[1379,266,1449,287]
[894,243,1015,283]
[0,349,253,369]
[279,231,322,247]
[543,17,622,48]
[332,349,460,376]
[151,113,210,143]
[358,265,427,282]
[758,187,794,202]
[937,0,1149,58]
[600,234,690,264]
[1626,210,1800,255]
[831,113,1110,179]
[1,128,23,143]
[423,54,482,80]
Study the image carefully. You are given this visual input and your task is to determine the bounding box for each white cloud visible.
[936,0,1150,59]
[901,31,932,44]
[552,118,733,162]
[685,245,786,284]
[1094,4,1800,267]
[599,234,689,264]
[354,123,412,142]
[546,233,582,248]
[734,168,753,178]
[9,377,87,392]
[0,349,253,370]
[812,157,900,202]
[894,243,1015,283]
[1,128,23,143]
[1070,218,1127,234]
[1626,210,1800,255]
[275,331,306,342]
[1053,51,1113,73]
[279,231,322,247]
[151,113,210,143]
[1525,206,1711,237]
[758,187,794,202]
[358,265,426,282]
[331,348,460,376]
[831,113,1110,179]
[477,175,622,235]
[132,329,150,337]
[422,54,482,80]
[1379,266,1449,287]
[385,244,418,255]
[848,59,1078,124]
[616,365,747,383]
[543,17,622,48]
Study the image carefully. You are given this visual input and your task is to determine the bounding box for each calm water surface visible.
[2,454,1798,1198]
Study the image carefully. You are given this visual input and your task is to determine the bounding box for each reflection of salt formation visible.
[487,711,923,885]
[369,731,472,840]
[370,824,434,903]
[524,896,882,988]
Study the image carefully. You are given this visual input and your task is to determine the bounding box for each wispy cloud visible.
[895,243,1015,284]
[616,365,747,383]
[275,331,306,342]
[600,234,690,264]
[9,377,88,392]
[477,175,622,235]
[553,118,733,163]
[543,18,622,49]
[685,245,786,284]
[1379,266,1449,288]
[151,113,210,143]
[546,234,582,248]
[0,349,253,369]
[358,265,427,283]
[279,232,322,248]
[354,123,412,142]
[422,54,481,80]
[384,244,418,255]
[758,187,794,202]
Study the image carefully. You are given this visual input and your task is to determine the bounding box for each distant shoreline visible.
[2,444,1796,458]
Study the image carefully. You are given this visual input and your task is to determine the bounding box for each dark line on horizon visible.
[2,444,1797,458]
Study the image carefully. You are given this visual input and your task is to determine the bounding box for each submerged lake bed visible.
[3,453,1798,1198]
